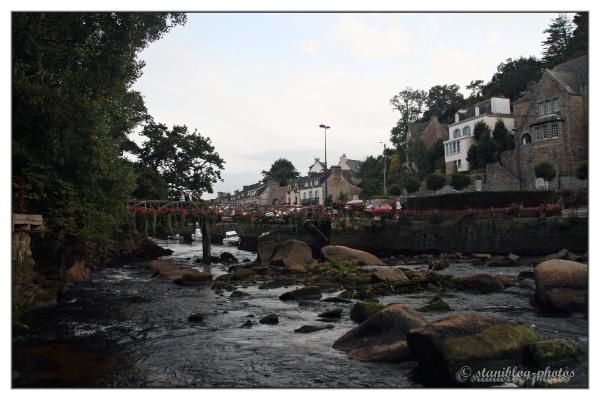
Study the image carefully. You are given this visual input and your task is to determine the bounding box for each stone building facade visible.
[407,115,449,148]
[484,55,588,191]
[215,179,287,206]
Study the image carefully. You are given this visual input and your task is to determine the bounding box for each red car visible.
[364,203,394,217]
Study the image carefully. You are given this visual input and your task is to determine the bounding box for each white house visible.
[443,97,514,174]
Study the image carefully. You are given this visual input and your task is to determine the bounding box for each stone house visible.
[507,55,588,190]
[443,97,514,174]
[407,115,449,148]
[215,179,287,206]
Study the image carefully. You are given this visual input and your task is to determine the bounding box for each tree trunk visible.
[201,217,211,264]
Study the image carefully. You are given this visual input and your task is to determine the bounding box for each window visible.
[309,190,312,198]
[521,133,532,144]
[453,129,460,139]
[545,100,551,114]
[304,181,309,187]
[313,179,318,186]
[535,128,541,141]
[444,143,449,156]
[462,126,471,136]
[553,98,560,112]
[543,125,549,139]
[551,124,559,138]
[457,159,462,167]
[537,102,544,115]
[456,141,461,153]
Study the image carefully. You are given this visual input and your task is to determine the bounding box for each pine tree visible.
[542,14,574,66]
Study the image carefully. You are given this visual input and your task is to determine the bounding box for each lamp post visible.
[319,124,330,204]
[380,141,387,196]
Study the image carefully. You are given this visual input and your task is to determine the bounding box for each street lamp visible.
[379,141,387,196]
[319,124,331,204]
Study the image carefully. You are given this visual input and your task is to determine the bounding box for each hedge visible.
[404,191,556,210]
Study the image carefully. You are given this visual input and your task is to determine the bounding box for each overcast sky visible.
[131,12,561,198]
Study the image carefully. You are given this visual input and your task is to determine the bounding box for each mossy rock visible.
[279,286,322,301]
[525,339,582,367]
[211,281,237,291]
[350,301,385,323]
[294,324,334,333]
[259,313,279,325]
[231,268,255,282]
[417,295,451,312]
[338,289,354,299]
[318,308,343,319]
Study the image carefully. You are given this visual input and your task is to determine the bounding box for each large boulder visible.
[321,245,383,266]
[64,259,92,283]
[371,268,409,284]
[256,240,277,266]
[333,304,426,362]
[407,314,539,385]
[459,273,505,293]
[219,252,239,264]
[534,260,587,313]
[269,240,313,272]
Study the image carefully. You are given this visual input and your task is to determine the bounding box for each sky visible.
[131,12,562,198]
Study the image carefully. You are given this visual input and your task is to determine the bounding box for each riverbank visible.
[13,240,588,388]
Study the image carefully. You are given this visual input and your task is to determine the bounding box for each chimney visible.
[474,106,480,117]
[454,113,459,123]
[431,115,438,124]
[331,165,342,178]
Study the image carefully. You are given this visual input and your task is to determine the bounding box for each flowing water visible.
[13,240,588,388]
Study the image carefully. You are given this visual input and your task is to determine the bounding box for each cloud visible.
[331,14,413,59]
[300,39,320,54]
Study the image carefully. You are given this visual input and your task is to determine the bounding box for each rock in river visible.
[259,313,279,325]
[333,304,426,362]
[459,273,505,293]
[533,259,587,314]
[416,295,451,312]
[219,252,239,264]
[370,268,409,284]
[279,286,322,301]
[525,339,582,367]
[318,308,343,319]
[406,314,539,385]
[350,301,385,323]
[321,245,384,266]
[295,324,334,333]
[269,240,313,273]
[146,259,176,274]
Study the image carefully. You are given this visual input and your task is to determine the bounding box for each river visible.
[13,240,588,387]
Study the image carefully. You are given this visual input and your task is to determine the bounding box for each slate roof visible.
[548,55,588,94]
[344,159,362,174]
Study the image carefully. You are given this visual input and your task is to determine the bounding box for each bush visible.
[450,172,471,191]
[388,184,403,196]
[576,161,588,181]
[534,162,556,182]
[426,172,446,193]
[403,175,421,194]
[404,190,556,210]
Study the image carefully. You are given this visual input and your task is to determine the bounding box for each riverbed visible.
[13,240,588,387]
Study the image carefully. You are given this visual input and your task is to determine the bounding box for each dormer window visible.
[462,126,471,137]
[453,129,460,139]
[553,98,560,112]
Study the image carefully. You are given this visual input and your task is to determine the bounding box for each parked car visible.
[344,199,365,213]
[364,203,394,217]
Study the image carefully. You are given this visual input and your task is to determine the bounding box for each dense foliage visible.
[357,155,384,198]
[450,172,472,192]
[535,162,557,182]
[13,12,187,267]
[426,172,446,193]
[261,158,300,186]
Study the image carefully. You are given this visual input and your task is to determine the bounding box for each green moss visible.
[350,301,385,323]
[259,313,279,325]
[231,268,255,282]
[417,295,451,312]
[211,280,237,291]
[526,339,582,367]
[444,324,539,361]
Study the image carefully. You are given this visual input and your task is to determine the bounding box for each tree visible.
[450,172,471,191]
[482,57,544,101]
[426,172,446,194]
[426,138,446,174]
[402,175,421,194]
[261,158,299,186]
[406,138,429,173]
[422,84,465,124]
[138,122,225,199]
[133,164,169,200]
[467,133,497,169]
[473,121,491,141]
[338,191,349,203]
[576,160,588,181]
[567,12,588,58]
[466,80,485,99]
[12,12,186,266]
[535,162,557,188]
[492,119,514,154]
[389,88,427,150]
[357,155,384,198]
[388,184,403,196]
[542,14,574,66]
